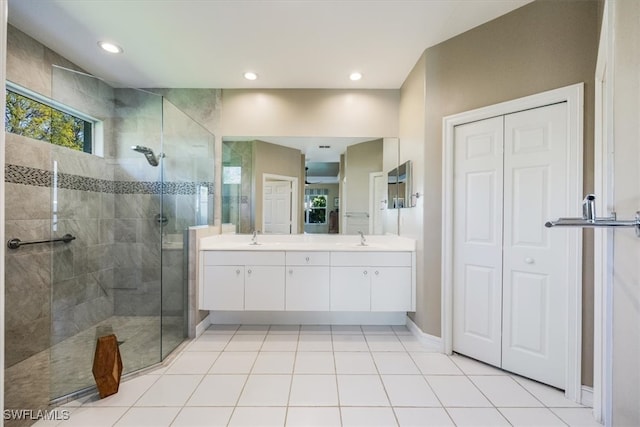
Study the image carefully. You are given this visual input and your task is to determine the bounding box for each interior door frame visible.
[369,171,384,235]
[593,0,614,423]
[262,173,298,234]
[442,83,584,402]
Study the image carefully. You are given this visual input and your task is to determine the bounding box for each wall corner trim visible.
[406,315,443,352]
[195,314,211,338]
[581,386,594,408]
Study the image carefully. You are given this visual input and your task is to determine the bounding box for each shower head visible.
[131,145,160,167]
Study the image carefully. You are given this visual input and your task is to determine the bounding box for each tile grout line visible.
[168,327,235,426]
[365,326,401,426]
[283,325,301,426]
[221,324,255,426]
[448,350,578,426]
[399,328,457,426]
[331,333,344,426]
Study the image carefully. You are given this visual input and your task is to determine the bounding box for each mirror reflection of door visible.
[222,137,398,235]
[263,176,295,234]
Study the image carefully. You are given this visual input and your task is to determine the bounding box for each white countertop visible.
[199,234,416,252]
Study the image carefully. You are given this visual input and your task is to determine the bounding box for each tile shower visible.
[4,65,214,426]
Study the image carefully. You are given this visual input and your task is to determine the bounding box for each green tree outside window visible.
[5,89,91,152]
[306,195,327,224]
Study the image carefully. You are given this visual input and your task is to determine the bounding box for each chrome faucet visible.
[250,229,260,245]
[358,231,367,246]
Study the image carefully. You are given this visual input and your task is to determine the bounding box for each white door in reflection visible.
[264,179,293,234]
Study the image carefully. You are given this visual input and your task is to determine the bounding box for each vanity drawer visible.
[286,251,330,266]
[330,251,412,267]
[203,250,285,266]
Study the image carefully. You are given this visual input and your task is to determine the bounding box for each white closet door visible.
[502,103,568,389]
[452,116,504,367]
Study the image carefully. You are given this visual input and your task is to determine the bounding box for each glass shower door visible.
[49,67,164,399]
[160,98,215,358]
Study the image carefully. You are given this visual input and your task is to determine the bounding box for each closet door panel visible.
[502,103,568,389]
[452,116,504,368]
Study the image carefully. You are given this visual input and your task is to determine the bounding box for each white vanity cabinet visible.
[203,265,245,310]
[330,267,371,311]
[199,238,416,314]
[285,252,330,311]
[201,251,285,311]
[330,251,413,312]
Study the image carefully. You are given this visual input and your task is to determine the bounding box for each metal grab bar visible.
[544,214,640,228]
[7,233,76,250]
[545,194,640,237]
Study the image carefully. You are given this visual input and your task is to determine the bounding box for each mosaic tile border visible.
[5,164,214,195]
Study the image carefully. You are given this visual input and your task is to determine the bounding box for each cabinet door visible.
[371,267,412,311]
[330,267,370,311]
[244,266,286,310]
[286,266,330,311]
[202,265,244,310]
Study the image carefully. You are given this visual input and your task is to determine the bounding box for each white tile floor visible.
[35,324,601,427]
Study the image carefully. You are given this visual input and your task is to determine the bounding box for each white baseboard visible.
[581,386,594,408]
[406,316,443,352]
[195,314,211,338]
[208,311,407,325]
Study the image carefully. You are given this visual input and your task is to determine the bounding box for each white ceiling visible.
[224,136,377,163]
[8,0,532,89]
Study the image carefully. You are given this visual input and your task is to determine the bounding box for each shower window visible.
[5,82,96,153]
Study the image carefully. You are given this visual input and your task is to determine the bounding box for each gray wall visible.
[399,0,600,386]
[253,140,304,234]
[343,139,383,234]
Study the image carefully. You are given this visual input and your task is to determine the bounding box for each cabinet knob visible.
[375,270,379,275]
[525,257,535,264]
[289,269,293,274]
[247,269,252,274]
[305,256,310,262]
[236,269,241,275]
[363,270,368,275]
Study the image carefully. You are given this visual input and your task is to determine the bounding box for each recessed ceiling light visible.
[98,41,123,54]
[244,72,258,81]
[349,72,363,81]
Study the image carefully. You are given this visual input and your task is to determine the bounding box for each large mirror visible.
[222,137,399,235]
